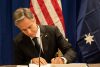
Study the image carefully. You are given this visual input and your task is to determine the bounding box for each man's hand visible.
[31,57,47,65]
[51,57,64,64]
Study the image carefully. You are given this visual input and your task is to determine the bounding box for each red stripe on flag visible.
[30,0,40,24]
[51,0,65,31]
[37,0,54,25]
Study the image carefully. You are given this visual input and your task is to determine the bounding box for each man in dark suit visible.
[13,8,76,65]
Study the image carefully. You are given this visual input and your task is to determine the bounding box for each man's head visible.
[13,8,38,38]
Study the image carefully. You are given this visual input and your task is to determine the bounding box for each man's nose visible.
[27,29,32,34]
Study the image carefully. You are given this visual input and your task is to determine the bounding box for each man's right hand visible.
[31,57,47,65]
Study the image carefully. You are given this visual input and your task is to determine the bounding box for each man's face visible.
[16,17,38,38]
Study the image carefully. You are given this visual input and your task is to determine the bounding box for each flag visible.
[61,0,76,46]
[77,0,100,63]
[0,0,30,64]
[30,0,65,37]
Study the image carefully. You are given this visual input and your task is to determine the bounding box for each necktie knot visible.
[32,37,37,42]
[32,37,41,52]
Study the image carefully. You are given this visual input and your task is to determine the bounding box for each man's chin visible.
[30,35,36,38]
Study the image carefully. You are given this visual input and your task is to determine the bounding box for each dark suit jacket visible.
[13,25,76,65]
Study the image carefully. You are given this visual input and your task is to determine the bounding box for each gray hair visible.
[13,8,34,24]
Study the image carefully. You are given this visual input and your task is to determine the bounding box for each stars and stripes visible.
[30,0,66,37]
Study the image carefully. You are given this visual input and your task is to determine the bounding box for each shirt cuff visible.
[30,59,32,64]
[61,57,67,64]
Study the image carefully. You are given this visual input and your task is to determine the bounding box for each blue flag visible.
[77,0,100,63]
[0,0,30,64]
[61,0,76,48]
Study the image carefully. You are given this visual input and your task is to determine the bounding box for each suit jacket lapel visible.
[40,26,49,53]
[23,33,39,56]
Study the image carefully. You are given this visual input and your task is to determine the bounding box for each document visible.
[29,63,88,67]
[17,65,28,67]
[29,64,51,67]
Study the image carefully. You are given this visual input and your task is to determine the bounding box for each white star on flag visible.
[84,33,94,45]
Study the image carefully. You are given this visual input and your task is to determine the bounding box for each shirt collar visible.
[30,25,40,39]
[36,26,40,38]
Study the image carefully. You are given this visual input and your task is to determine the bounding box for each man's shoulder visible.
[13,32,25,42]
[39,25,59,34]
[40,25,57,30]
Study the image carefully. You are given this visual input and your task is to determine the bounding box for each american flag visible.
[30,0,66,37]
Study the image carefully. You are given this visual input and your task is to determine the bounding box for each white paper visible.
[17,65,28,67]
[29,63,88,67]
[29,64,51,67]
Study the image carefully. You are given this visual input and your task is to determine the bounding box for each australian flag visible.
[77,0,100,63]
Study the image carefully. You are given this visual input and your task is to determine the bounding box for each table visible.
[0,63,100,67]
[0,65,27,67]
[88,64,100,67]
[29,63,87,67]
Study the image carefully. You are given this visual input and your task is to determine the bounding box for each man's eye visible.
[28,26,32,29]
[22,29,27,32]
